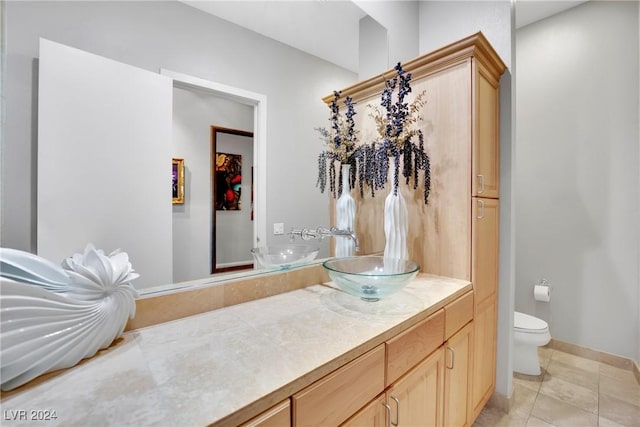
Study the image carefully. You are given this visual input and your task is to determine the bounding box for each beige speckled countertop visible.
[0,274,471,426]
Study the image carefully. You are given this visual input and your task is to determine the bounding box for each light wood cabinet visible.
[322,32,505,426]
[341,394,387,427]
[471,297,497,420]
[241,399,291,427]
[386,309,445,386]
[385,347,445,427]
[472,61,501,199]
[444,321,474,427]
[471,198,500,305]
[292,344,385,427]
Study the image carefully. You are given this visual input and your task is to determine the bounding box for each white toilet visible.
[513,311,551,375]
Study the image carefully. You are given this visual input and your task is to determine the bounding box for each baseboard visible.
[548,338,640,384]
[487,388,514,414]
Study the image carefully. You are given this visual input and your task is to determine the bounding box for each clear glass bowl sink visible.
[251,244,319,270]
[323,256,420,301]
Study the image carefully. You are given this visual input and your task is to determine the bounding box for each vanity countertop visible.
[0,273,471,426]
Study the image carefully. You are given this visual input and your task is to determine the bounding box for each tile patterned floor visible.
[473,347,640,427]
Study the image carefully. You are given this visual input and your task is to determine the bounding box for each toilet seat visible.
[514,311,548,334]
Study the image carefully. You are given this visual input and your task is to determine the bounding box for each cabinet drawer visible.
[386,309,445,386]
[241,399,291,427]
[445,291,474,340]
[293,344,385,427]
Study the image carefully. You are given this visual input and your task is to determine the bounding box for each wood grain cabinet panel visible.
[386,309,445,386]
[241,399,291,427]
[471,298,497,420]
[471,198,499,306]
[341,394,387,427]
[444,291,474,340]
[293,345,385,427]
[386,347,445,427]
[444,322,474,427]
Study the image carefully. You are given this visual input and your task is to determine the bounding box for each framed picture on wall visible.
[215,152,242,211]
[172,158,185,204]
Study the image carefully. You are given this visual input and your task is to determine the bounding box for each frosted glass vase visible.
[384,159,409,260]
[335,164,356,257]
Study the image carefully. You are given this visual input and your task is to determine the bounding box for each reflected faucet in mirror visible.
[288,227,360,253]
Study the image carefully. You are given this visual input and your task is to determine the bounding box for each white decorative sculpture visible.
[0,244,139,391]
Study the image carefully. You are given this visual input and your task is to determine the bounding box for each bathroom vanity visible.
[1,271,473,427]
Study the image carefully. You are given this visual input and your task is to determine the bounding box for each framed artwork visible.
[215,152,242,210]
[172,158,185,204]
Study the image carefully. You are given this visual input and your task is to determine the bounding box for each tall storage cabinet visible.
[324,33,506,425]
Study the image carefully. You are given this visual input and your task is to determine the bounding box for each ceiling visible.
[181,0,589,73]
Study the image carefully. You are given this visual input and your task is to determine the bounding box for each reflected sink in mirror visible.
[323,256,420,301]
[250,244,319,270]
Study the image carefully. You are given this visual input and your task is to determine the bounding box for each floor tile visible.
[530,393,598,426]
[514,372,544,393]
[472,404,527,427]
[599,416,629,427]
[539,375,598,414]
[511,382,538,420]
[545,358,598,391]
[599,370,640,408]
[599,393,640,426]
[525,416,555,427]
[548,351,599,374]
[538,346,553,370]
[600,363,639,383]
[476,348,640,427]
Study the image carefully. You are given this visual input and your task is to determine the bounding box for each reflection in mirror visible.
[211,127,254,274]
[166,70,267,286]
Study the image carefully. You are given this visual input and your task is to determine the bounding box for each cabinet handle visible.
[447,347,455,369]
[383,403,392,427]
[476,199,485,219]
[390,395,400,426]
[477,174,485,194]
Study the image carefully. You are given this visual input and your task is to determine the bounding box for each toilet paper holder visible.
[534,279,552,302]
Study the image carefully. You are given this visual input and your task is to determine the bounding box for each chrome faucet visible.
[289,226,360,252]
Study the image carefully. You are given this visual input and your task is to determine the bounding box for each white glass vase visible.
[384,158,409,260]
[335,164,356,257]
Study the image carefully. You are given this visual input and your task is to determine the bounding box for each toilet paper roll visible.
[534,284,550,302]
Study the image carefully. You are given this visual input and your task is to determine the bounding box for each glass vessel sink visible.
[322,256,420,301]
[250,244,319,270]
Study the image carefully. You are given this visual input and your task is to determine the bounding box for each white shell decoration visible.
[0,244,139,391]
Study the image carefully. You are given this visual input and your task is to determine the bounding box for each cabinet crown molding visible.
[323,31,507,105]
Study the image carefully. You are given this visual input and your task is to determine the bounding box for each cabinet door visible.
[472,60,500,199]
[471,198,499,305]
[444,322,473,427]
[471,298,497,420]
[386,348,445,427]
[341,394,387,427]
[241,399,291,427]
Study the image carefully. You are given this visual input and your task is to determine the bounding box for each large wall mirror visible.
[5,0,387,296]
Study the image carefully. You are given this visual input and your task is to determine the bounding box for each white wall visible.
[354,0,419,65]
[171,87,254,283]
[418,1,512,69]
[2,1,357,285]
[359,15,389,80]
[516,1,640,361]
[419,0,515,400]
